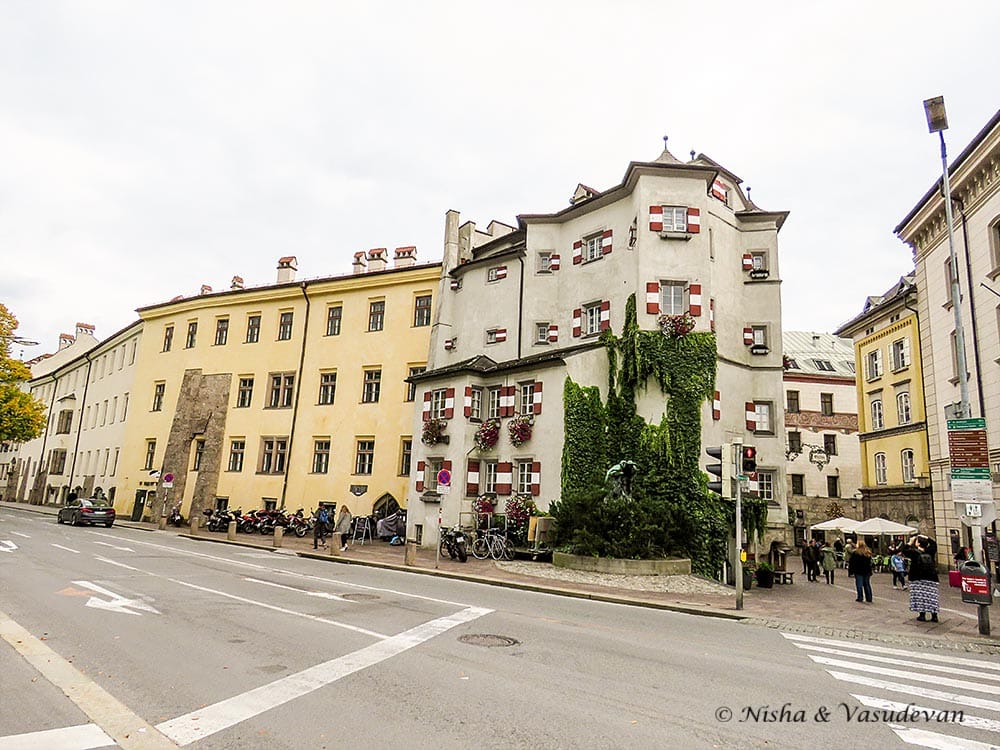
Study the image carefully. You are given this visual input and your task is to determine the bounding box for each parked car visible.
[57,498,116,527]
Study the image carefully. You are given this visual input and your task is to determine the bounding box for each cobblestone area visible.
[495,560,735,596]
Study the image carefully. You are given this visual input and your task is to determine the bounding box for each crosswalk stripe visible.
[0,722,115,750]
[782,633,1000,672]
[852,695,1000,734]
[828,671,1000,713]
[891,725,1000,749]
[812,656,997,695]
[795,644,1000,682]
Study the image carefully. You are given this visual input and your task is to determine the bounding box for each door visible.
[131,489,147,522]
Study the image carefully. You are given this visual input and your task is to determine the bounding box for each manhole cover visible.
[458,634,519,648]
[340,593,379,601]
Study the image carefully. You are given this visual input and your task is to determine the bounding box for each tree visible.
[0,304,45,443]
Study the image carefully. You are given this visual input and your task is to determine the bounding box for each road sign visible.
[162,481,174,489]
[437,469,452,486]
[163,473,175,483]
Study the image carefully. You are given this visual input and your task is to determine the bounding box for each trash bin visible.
[959,560,993,605]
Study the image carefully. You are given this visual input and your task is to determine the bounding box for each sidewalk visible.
[5,500,998,653]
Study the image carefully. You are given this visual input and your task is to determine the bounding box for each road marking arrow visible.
[0,540,17,553]
[93,541,135,552]
[73,580,161,616]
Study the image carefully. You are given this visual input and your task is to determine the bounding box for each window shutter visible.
[416,460,425,492]
[549,254,560,270]
[422,391,432,421]
[599,300,611,331]
[686,208,701,233]
[497,462,513,495]
[688,283,702,317]
[709,298,716,332]
[745,402,757,432]
[444,387,455,419]
[496,266,507,280]
[713,391,721,421]
[450,278,461,290]
[532,381,543,415]
[548,324,559,342]
[742,253,754,271]
[902,337,911,366]
[463,386,473,418]
[711,179,727,202]
[495,328,507,343]
[646,282,660,315]
[572,308,582,338]
[466,460,480,496]
[444,338,455,350]
[500,386,515,418]
[649,205,664,232]
[442,459,452,473]
[743,327,754,346]
[572,241,583,265]
[530,461,541,496]
[601,229,613,255]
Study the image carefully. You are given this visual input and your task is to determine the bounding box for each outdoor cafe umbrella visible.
[850,517,917,536]
[809,516,860,532]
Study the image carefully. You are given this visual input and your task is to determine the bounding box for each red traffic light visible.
[741,446,757,473]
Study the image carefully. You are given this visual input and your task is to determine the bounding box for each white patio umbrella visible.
[851,517,917,536]
[809,516,860,532]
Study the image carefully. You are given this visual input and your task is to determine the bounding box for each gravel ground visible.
[495,560,735,596]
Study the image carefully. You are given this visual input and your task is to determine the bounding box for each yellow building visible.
[835,274,934,534]
[116,249,438,523]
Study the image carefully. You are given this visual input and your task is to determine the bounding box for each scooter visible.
[439,525,469,562]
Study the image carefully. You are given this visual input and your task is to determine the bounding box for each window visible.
[584,303,602,335]
[823,434,837,456]
[754,402,773,434]
[486,329,500,345]
[660,206,689,232]
[871,399,884,429]
[660,282,686,316]
[487,386,502,419]
[469,387,483,421]
[820,393,834,416]
[791,474,805,495]
[318,372,337,405]
[749,251,768,271]
[185,321,198,349]
[215,318,229,346]
[536,323,550,344]
[901,448,915,483]
[537,252,553,273]
[363,369,381,403]
[246,314,261,343]
[430,388,448,419]
[268,373,295,408]
[122,394,129,421]
[49,449,68,475]
[355,440,375,475]
[228,440,245,472]
[278,311,293,341]
[482,460,498,494]
[786,390,800,413]
[144,440,156,471]
[152,383,165,412]
[756,471,775,503]
[950,330,961,379]
[785,358,798,369]
[516,460,534,494]
[237,377,254,408]
[897,391,911,424]
[519,382,535,416]
[326,306,342,336]
[584,233,603,262]
[192,440,205,471]
[891,338,909,370]
[788,431,802,454]
[874,452,887,485]
[259,438,288,474]
[866,349,882,380]
[812,359,834,371]
[944,256,954,299]
[399,439,412,476]
[752,326,768,348]
[826,476,840,498]
[368,301,385,332]
[56,410,73,434]
[162,326,174,352]
[424,458,443,491]
[413,295,432,327]
[312,440,330,474]
[406,366,425,402]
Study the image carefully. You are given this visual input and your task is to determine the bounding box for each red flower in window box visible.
[508,414,534,447]
[421,418,447,446]
[657,312,695,338]
[475,418,501,452]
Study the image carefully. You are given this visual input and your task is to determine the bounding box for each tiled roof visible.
[783,331,856,378]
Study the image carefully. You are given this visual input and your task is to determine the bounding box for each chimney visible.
[59,333,75,350]
[352,251,367,275]
[231,275,244,290]
[75,322,95,338]
[200,284,213,295]
[276,256,298,284]
[393,246,417,268]
[367,247,387,272]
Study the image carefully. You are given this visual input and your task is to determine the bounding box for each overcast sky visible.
[2,2,998,357]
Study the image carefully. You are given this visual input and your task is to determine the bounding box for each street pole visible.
[733,440,743,611]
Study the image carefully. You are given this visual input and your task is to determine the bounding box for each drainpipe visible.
[517,254,525,359]
[280,282,311,509]
[953,198,986,419]
[66,353,94,497]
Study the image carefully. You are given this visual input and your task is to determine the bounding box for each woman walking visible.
[848,540,873,602]
[334,505,353,552]
[903,535,940,622]
[820,541,837,584]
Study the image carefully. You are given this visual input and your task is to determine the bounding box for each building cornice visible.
[786,410,859,432]
[857,421,928,443]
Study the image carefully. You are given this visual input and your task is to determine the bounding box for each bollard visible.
[190,516,199,536]
[328,540,340,557]
[227,520,237,541]
[158,516,167,530]
[405,541,417,566]
[273,526,283,548]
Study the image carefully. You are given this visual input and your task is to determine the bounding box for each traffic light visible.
[705,443,731,498]
[741,445,757,474]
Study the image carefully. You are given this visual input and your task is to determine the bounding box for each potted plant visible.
[742,566,755,590]
[508,414,533,447]
[474,418,501,452]
[421,418,447,446]
[657,312,696,338]
[754,560,775,588]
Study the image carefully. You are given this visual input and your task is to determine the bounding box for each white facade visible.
[408,145,789,547]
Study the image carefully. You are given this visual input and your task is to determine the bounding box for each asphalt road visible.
[2,506,999,749]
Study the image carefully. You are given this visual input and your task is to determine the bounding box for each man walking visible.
[313,503,329,549]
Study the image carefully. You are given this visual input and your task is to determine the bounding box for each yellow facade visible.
[116,261,438,521]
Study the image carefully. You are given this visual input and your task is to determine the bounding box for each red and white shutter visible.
[549,254,560,270]
[745,402,758,432]
[532,381,543,415]
[709,299,716,332]
[686,208,701,234]
[450,279,461,290]
[649,205,664,231]
[742,253,754,271]
[711,180,727,202]
[443,387,455,419]
[500,386,516,418]
[422,391,432,421]
[444,338,455,350]
[743,327,754,346]
[548,324,559,342]
[466,460,480,496]
[572,241,583,265]
[712,391,721,421]
[495,328,507,343]
[646,282,660,315]
[530,461,541,496]
[463,386,473,418]
[442,459,452,474]
[688,283,702,317]
[599,300,611,331]
[415,460,425,492]
[497,462,513,495]
[572,308,582,337]
[496,266,508,280]
[601,229,613,255]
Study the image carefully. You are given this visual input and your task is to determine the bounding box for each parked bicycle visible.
[472,527,515,561]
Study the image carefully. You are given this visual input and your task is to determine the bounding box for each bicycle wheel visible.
[489,535,505,561]
[502,538,515,561]
[472,536,490,560]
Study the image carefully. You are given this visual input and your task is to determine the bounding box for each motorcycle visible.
[439,525,469,563]
[167,505,183,527]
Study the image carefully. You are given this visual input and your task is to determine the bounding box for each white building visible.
[407,142,789,548]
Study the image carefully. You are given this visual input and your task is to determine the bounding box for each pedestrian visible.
[808,540,822,582]
[820,541,836,584]
[903,535,940,622]
[953,544,971,569]
[890,548,907,589]
[844,537,856,574]
[833,537,844,555]
[801,541,810,575]
[334,505,353,552]
[848,540,873,603]
[802,540,817,581]
[313,503,329,549]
